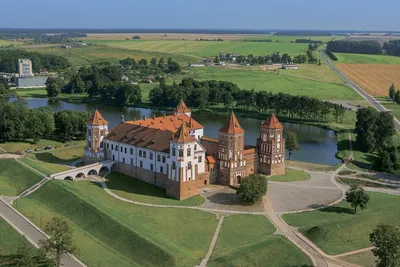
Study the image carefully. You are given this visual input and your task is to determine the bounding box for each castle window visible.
[157,154,161,161]
[160,166,164,173]
[179,149,183,157]
[198,156,202,163]
[87,129,91,137]
[111,144,114,150]
[107,143,109,149]
[188,162,192,170]
[130,148,133,155]
[172,148,176,156]
[277,134,281,142]
[187,148,191,157]
[263,134,267,142]
[122,157,125,163]
[139,150,142,157]
[194,144,197,150]
[120,146,123,152]
[150,163,154,171]
[162,156,166,163]
[140,161,143,168]
[150,152,153,160]
[100,142,104,149]
[143,151,147,158]
[88,141,91,148]
[172,161,176,169]
[100,130,104,136]
[124,147,127,154]
[115,145,118,151]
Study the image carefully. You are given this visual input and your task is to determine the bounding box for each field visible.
[335,53,400,64]
[0,139,85,153]
[105,172,205,206]
[267,168,310,182]
[208,214,312,267]
[0,40,24,46]
[282,192,400,255]
[336,64,400,96]
[18,158,70,175]
[0,160,43,196]
[89,39,310,57]
[14,180,217,267]
[279,63,344,84]
[377,97,400,120]
[26,145,84,164]
[188,67,362,100]
[340,250,376,267]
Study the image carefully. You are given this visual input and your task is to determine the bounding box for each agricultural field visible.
[267,168,310,182]
[282,192,400,255]
[14,180,217,267]
[209,214,312,267]
[0,39,24,47]
[336,63,400,96]
[238,34,338,43]
[89,39,310,58]
[188,67,362,100]
[279,63,344,84]
[105,172,205,206]
[0,160,43,196]
[335,53,400,64]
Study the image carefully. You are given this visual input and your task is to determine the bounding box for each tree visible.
[345,185,370,214]
[2,78,10,90]
[39,217,77,266]
[355,107,378,152]
[236,174,268,204]
[0,84,5,94]
[370,224,400,267]
[374,112,396,150]
[15,237,35,267]
[389,83,396,100]
[214,56,219,63]
[286,131,300,160]
[150,57,157,66]
[395,90,400,104]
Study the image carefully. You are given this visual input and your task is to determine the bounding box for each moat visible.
[9,97,341,165]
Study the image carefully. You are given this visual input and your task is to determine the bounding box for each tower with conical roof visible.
[174,99,191,117]
[218,111,246,186]
[257,114,286,176]
[84,109,109,164]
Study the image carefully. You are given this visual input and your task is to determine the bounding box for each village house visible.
[84,100,286,200]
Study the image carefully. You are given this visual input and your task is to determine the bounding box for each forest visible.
[327,40,383,55]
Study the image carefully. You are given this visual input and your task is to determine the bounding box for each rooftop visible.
[219,111,244,134]
[88,109,108,126]
[261,114,283,129]
[127,113,203,132]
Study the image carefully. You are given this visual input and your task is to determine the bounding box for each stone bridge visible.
[50,160,116,181]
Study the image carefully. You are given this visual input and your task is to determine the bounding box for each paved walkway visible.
[199,216,224,267]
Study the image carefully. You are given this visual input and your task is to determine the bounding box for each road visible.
[0,198,85,267]
[318,50,400,131]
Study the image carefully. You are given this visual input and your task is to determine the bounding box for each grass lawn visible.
[336,177,397,189]
[105,172,205,206]
[187,67,361,100]
[90,39,309,57]
[335,53,400,64]
[267,168,310,182]
[26,145,84,164]
[215,215,275,250]
[282,192,400,255]
[14,180,217,267]
[25,45,197,68]
[209,235,312,267]
[0,160,43,196]
[0,139,85,154]
[280,63,344,84]
[18,158,70,175]
[377,97,400,120]
[340,250,376,267]
[336,131,351,160]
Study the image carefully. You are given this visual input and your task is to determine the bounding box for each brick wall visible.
[200,138,219,157]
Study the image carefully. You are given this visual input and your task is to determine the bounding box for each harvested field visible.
[336,64,400,96]
[85,33,258,41]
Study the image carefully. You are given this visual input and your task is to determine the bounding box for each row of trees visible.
[119,56,181,77]
[388,84,400,103]
[225,50,317,65]
[327,40,383,55]
[326,49,338,60]
[0,99,90,142]
[295,39,323,44]
[0,49,70,73]
[149,78,347,123]
[383,40,400,56]
[32,32,87,44]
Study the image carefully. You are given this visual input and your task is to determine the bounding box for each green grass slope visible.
[0,160,43,196]
[26,145,84,164]
[15,180,217,267]
[188,67,362,100]
[18,158,70,176]
[282,192,400,255]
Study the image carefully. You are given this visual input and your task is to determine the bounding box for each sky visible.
[1,0,399,31]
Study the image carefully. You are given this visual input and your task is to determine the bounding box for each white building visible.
[18,59,33,77]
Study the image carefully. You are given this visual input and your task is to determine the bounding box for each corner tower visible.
[257,114,286,176]
[218,111,246,186]
[84,109,108,165]
[174,99,191,117]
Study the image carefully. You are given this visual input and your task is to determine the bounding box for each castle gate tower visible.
[84,109,108,165]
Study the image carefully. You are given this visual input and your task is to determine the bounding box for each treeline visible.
[275,31,333,36]
[383,40,400,56]
[232,50,317,64]
[0,99,89,142]
[355,107,398,174]
[195,38,224,41]
[327,40,383,55]
[120,56,181,78]
[149,78,347,122]
[0,49,70,73]
[326,50,338,60]
[45,63,142,105]
[295,39,324,44]
[32,33,87,44]
[244,39,273,42]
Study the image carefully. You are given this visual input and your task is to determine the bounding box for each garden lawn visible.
[0,139,85,153]
[340,250,376,267]
[208,235,312,267]
[282,192,400,255]
[0,160,42,196]
[18,158,70,176]
[335,53,400,64]
[105,172,205,206]
[267,168,310,182]
[215,215,275,250]
[14,180,217,267]
[187,67,361,100]
[27,145,84,164]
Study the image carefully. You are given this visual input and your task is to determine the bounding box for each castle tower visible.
[218,111,246,186]
[257,114,286,176]
[84,109,108,165]
[166,123,203,200]
[174,99,191,117]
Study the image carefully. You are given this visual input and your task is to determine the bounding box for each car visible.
[34,148,42,151]
[25,149,33,153]
[44,146,52,150]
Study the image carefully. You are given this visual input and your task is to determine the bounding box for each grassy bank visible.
[0,160,43,196]
[18,158,70,175]
[267,168,310,182]
[15,180,217,267]
[26,145,84,164]
[0,139,84,154]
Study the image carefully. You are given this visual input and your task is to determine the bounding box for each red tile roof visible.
[127,114,203,132]
[200,136,219,143]
[206,155,216,164]
[175,99,191,113]
[261,114,283,129]
[219,111,244,134]
[172,123,197,143]
[88,109,108,126]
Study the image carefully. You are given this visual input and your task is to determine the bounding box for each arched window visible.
[188,161,192,170]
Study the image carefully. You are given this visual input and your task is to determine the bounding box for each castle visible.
[84,100,286,200]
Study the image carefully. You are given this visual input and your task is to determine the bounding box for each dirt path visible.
[199,216,224,267]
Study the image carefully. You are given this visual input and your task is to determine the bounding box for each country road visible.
[318,50,400,132]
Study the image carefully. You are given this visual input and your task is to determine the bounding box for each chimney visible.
[143,115,146,120]
[120,113,125,123]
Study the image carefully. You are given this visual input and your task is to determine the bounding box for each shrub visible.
[326,49,337,60]
[236,174,268,204]
[338,170,357,175]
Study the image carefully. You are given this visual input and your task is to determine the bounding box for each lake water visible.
[8,97,341,165]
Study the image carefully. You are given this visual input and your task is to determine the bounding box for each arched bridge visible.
[50,160,116,181]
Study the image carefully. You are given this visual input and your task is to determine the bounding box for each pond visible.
[9,97,341,165]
